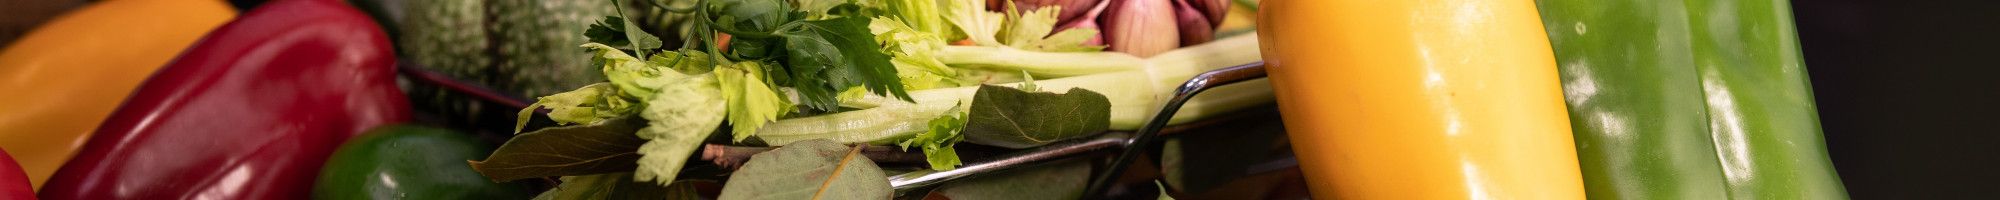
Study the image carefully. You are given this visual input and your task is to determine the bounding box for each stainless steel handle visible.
[883,61,1269,197]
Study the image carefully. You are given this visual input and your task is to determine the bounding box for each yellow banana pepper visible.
[1257,0,1585,199]
[0,0,235,190]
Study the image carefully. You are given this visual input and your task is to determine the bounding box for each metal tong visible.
[887,61,1269,197]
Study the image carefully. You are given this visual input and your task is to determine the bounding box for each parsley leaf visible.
[780,14,911,110]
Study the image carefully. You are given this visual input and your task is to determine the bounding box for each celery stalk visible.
[938,46,1144,77]
[755,33,1268,145]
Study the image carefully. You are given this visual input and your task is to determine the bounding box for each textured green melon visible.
[490,0,616,97]
[400,0,491,122]
[400,0,620,123]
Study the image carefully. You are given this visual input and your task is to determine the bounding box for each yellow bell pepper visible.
[0,0,234,190]
[1256,0,1585,199]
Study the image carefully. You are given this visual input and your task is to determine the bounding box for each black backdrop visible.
[1792,0,2000,198]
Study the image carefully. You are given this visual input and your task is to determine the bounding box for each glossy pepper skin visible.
[1536,0,1730,199]
[1257,0,1585,199]
[313,126,532,200]
[0,0,235,190]
[36,0,410,198]
[1685,0,1848,198]
[2,148,33,200]
[1539,0,1848,199]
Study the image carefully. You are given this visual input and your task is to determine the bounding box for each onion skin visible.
[1102,0,1179,57]
[1060,0,1113,46]
[1187,0,1228,28]
[1172,0,1216,45]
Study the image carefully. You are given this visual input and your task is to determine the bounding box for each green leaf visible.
[516,83,637,133]
[609,0,662,54]
[585,43,708,101]
[718,139,892,200]
[1017,70,1039,92]
[794,0,845,19]
[944,0,1103,52]
[870,17,961,90]
[709,0,791,33]
[898,108,968,170]
[962,85,1113,148]
[530,173,710,200]
[943,0,1004,46]
[715,61,793,142]
[999,2,1057,48]
[650,50,717,75]
[1003,3,1103,52]
[884,0,946,35]
[1032,28,1105,52]
[585,16,645,50]
[471,116,649,182]
[781,15,911,110]
[632,74,729,185]
[933,159,1091,200]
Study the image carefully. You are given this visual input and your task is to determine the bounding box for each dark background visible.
[1793,0,2000,198]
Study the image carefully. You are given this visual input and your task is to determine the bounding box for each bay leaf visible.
[719,139,891,200]
[471,116,647,182]
[962,85,1112,148]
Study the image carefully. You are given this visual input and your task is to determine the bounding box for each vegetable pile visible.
[466,0,1266,198]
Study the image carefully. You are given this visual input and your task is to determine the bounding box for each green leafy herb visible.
[707,0,790,35]
[781,14,912,110]
[884,0,948,35]
[516,83,638,133]
[471,116,648,182]
[584,16,662,52]
[610,0,663,57]
[871,17,962,90]
[1017,70,1040,91]
[714,61,793,142]
[718,139,891,200]
[962,85,1113,148]
[697,1,912,112]
[794,0,845,19]
[631,73,728,185]
[580,42,732,185]
[898,107,968,170]
[999,3,1058,48]
[588,43,701,101]
[943,0,1005,46]
[945,0,1105,52]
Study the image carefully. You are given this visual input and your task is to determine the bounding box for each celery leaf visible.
[899,107,969,170]
[632,75,727,185]
[715,61,792,142]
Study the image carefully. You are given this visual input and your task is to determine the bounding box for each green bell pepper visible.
[314,125,533,200]
[1685,0,1848,198]
[1538,0,1847,199]
[1538,0,1728,198]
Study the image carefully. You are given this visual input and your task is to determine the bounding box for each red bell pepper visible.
[36,0,409,199]
[1,148,32,200]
